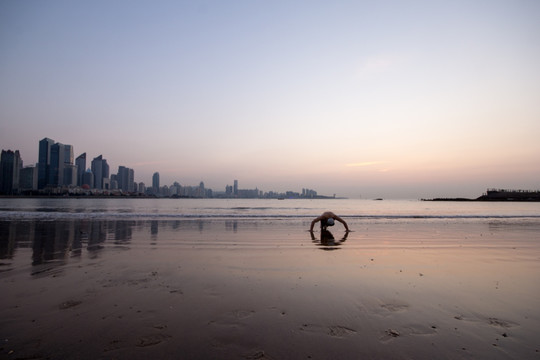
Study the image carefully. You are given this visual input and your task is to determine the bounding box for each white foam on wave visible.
[1,211,539,221]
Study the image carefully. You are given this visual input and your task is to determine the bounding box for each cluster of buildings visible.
[1,137,329,199]
[1,138,143,196]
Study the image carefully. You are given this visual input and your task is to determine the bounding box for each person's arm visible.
[333,215,350,231]
[309,216,322,231]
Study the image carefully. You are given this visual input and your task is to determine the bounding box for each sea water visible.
[1,197,539,268]
[1,197,539,220]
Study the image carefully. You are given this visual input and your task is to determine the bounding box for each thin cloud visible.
[131,160,170,167]
[346,161,385,167]
[355,55,405,78]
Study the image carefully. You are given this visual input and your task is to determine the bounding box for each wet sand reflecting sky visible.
[1,218,539,359]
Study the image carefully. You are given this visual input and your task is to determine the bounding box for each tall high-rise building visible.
[91,155,109,189]
[152,172,160,193]
[38,137,54,189]
[82,168,94,188]
[19,166,37,191]
[138,182,146,194]
[62,145,75,186]
[63,164,77,186]
[42,140,75,187]
[64,145,74,166]
[49,142,65,186]
[234,179,238,196]
[117,166,127,192]
[110,174,118,190]
[75,153,86,186]
[117,166,135,193]
[128,168,134,192]
[0,150,22,194]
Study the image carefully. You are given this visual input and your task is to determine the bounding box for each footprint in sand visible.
[299,324,357,338]
[405,324,438,336]
[59,300,82,310]
[208,310,256,327]
[454,314,519,329]
[104,339,124,352]
[380,303,409,313]
[488,317,518,328]
[380,329,401,343]
[231,310,255,319]
[136,333,172,347]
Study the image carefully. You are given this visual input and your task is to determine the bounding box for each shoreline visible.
[424,198,540,202]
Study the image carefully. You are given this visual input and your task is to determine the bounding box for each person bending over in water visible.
[309,211,350,232]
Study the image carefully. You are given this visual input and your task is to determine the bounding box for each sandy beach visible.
[1,217,539,359]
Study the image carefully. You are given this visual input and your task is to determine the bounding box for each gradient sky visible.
[1,0,539,198]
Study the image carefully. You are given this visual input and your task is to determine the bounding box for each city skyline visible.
[1,1,539,198]
[1,136,329,198]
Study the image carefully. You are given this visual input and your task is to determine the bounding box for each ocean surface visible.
[1,197,540,221]
[2,197,540,265]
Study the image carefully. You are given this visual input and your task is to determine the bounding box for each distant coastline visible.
[424,189,540,202]
[0,193,343,200]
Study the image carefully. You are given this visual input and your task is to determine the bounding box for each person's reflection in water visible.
[150,220,158,244]
[310,229,349,251]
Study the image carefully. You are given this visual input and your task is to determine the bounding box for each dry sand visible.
[1,218,539,359]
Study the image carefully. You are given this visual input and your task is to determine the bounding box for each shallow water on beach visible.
[1,197,540,220]
[1,199,539,359]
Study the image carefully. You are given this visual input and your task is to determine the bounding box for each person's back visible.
[310,211,350,232]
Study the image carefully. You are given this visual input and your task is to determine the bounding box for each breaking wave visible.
[1,211,539,221]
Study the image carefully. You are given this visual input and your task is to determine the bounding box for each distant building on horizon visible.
[63,144,75,186]
[0,150,22,195]
[63,164,77,187]
[138,182,146,194]
[37,137,54,189]
[82,168,94,188]
[19,165,37,191]
[117,166,135,193]
[91,155,109,189]
[38,138,76,188]
[152,172,160,194]
[48,142,64,186]
[76,153,86,186]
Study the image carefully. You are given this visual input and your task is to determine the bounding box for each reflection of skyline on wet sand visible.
[1,217,539,359]
[0,219,267,275]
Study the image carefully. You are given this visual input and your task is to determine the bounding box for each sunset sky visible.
[1,1,539,198]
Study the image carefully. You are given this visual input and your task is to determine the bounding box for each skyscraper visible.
[64,145,74,166]
[234,179,238,196]
[63,164,77,187]
[91,155,109,189]
[0,150,22,194]
[128,168,134,192]
[76,153,86,186]
[138,182,146,194]
[152,172,160,194]
[19,166,37,191]
[38,137,54,189]
[117,166,135,193]
[63,145,75,186]
[117,166,127,192]
[49,142,65,186]
[39,139,75,187]
[82,168,94,188]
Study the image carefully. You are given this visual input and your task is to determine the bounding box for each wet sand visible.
[1,218,539,359]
